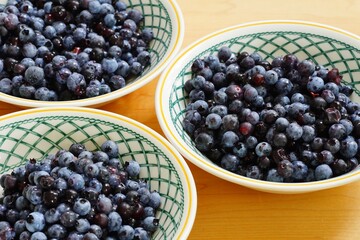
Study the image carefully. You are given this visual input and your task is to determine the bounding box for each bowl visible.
[0,107,197,239]
[0,0,184,108]
[155,20,360,194]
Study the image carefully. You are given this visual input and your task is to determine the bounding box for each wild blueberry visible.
[255,142,272,157]
[101,140,119,158]
[275,77,293,94]
[60,210,78,228]
[205,113,222,130]
[220,154,239,172]
[34,87,58,101]
[307,76,324,93]
[318,150,335,165]
[315,164,333,180]
[297,60,315,76]
[118,225,135,240]
[24,66,44,86]
[47,224,67,239]
[30,231,47,240]
[302,125,316,143]
[26,212,45,232]
[328,123,347,140]
[221,131,239,149]
[68,173,85,191]
[340,140,358,159]
[246,165,261,179]
[286,122,303,141]
[266,169,284,182]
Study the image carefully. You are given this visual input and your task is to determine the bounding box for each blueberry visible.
[274,117,289,131]
[130,61,143,75]
[133,227,150,240]
[34,87,58,101]
[68,232,84,240]
[47,224,67,238]
[277,160,293,178]
[307,76,324,92]
[24,66,44,86]
[264,70,279,85]
[273,133,287,147]
[194,132,214,152]
[26,186,43,205]
[328,123,347,140]
[292,161,308,180]
[96,195,112,214]
[85,164,100,179]
[221,131,239,148]
[142,216,159,232]
[302,125,316,142]
[124,160,140,178]
[210,105,228,118]
[218,46,232,62]
[73,198,91,216]
[68,173,85,191]
[220,154,239,172]
[240,56,255,69]
[324,82,339,96]
[19,231,31,240]
[255,142,272,157]
[75,218,90,233]
[243,86,258,103]
[297,60,315,76]
[205,113,222,130]
[0,78,12,94]
[246,165,261,179]
[60,210,78,228]
[315,164,333,180]
[30,231,47,240]
[88,0,101,14]
[232,142,247,158]
[318,150,335,165]
[67,72,86,95]
[102,58,118,73]
[44,208,61,224]
[108,75,125,90]
[275,78,293,94]
[340,140,358,159]
[108,211,122,232]
[14,219,26,235]
[26,212,45,232]
[72,27,87,42]
[286,122,303,141]
[266,169,284,182]
[118,225,135,240]
[111,60,127,76]
[101,140,119,158]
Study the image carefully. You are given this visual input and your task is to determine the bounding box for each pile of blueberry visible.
[0,0,153,101]
[0,140,161,239]
[183,48,360,182]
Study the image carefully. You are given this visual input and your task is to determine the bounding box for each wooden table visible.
[1,0,360,239]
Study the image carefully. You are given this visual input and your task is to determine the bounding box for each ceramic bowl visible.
[156,20,360,194]
[0,0,184,108]
[0,107,197,239]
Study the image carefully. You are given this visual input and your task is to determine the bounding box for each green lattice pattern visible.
[0,116,184,240]
[125,0,173,84]
[169,31,360,154]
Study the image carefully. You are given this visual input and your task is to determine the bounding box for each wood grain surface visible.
[1,0,360,239]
